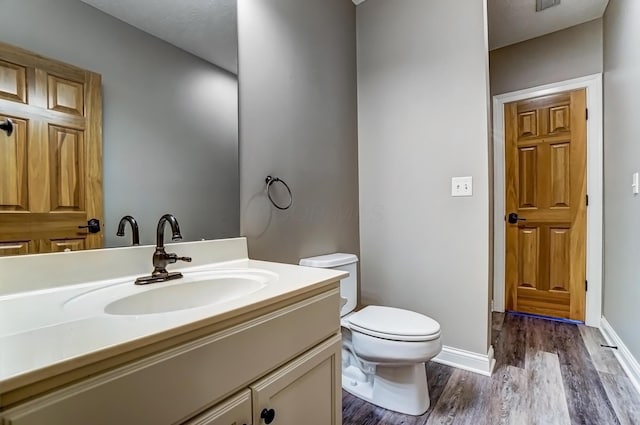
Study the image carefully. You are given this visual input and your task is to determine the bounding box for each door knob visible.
[78,218,101,233]
[507,213,527,224]
[260,408,276,424]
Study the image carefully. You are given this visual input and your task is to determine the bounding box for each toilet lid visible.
[347,306,441,342]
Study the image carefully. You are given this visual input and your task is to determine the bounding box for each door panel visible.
[0,116,28,211]
[505,89,587,321]
[0,42,103,254]
[50,238,86,253]
[49,125,85,211]
[0,241,31,256]
[0,59,27,103]
[518,228,539,289]
[550,143,570,208]
[518,147,537,208]
[47,75,85,116]
[548,228,570,291]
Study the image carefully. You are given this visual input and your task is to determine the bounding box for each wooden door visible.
[251,334,342,425]
[505,89,587,321]
[0,42,103,255]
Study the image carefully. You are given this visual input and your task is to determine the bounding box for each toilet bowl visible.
[299,253,442,416]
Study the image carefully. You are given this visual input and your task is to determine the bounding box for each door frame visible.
[492,74,603,327]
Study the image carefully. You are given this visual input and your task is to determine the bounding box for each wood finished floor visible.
[343,312,640,425]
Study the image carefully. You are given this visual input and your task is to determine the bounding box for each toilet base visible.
[342,363,430,416]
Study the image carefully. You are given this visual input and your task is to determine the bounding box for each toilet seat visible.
[347,305,440,342]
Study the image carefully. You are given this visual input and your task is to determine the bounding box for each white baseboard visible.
[432,345,495,376]
[600,317,640,394]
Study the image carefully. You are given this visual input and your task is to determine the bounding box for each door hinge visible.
[586,108,589,120]
[586,194,589,206]
[585,280,588,291]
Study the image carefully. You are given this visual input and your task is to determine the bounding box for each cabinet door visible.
[182,390,251,425]
[251,334,342,425]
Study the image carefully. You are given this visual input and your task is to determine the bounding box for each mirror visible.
[0,0,239,249]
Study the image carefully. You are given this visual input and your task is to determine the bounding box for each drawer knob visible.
[261,408,276,424]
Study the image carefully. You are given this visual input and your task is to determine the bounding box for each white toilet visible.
[299,253,442,416]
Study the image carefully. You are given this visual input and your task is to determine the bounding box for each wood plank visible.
[492,312,505,332]
[0,99,88,129]
[425,369,491,425]
[578,326,626,376]
[425,362,455,416]
[527,351,571,425]
[567,89,587,321]
[0,212,89,239]
[516,287,571,318]
[493,313,526,370]
[83,71,103,250]
[342,392,404,425]
[516,134,573,147]
[517,92,571,112]
[488,365,528,425]
[553,323,620,425]
[599,372,640,425]
[524,315,557,358]
[505,102,519,312]
[491,312,505,347]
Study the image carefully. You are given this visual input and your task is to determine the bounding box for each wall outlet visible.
[451,176,473,197]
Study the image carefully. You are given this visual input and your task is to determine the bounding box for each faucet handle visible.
[165,253,192,264]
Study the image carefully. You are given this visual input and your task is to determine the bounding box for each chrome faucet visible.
[135,214,192,285]
[116,215,140,246]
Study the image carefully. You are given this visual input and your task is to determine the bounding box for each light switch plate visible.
[633,172,639,195]
[452,176,473,197]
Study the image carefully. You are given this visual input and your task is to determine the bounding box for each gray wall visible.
[0,0,239,246]
[238,0,359,264]
[603,0,640,360]
[357,0,491,354]
[490,19,603,96]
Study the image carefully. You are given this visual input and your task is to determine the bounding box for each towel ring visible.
[265,176,293,210]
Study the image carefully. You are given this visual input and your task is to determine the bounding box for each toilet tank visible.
[299,253,358,317]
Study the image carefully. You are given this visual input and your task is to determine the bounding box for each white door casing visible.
[492,74,603,327]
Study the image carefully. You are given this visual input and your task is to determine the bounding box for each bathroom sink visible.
[63,269,276,316]
[105,276,266,315]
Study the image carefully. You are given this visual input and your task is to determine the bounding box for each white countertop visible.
[0,256,346,396]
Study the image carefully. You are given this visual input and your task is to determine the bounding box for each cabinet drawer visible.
[182,390,251,425]
[1,289,340,425]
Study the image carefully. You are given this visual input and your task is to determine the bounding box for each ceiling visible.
[488,0,609,50]
[80,0,608,70]
[80,0,238,74]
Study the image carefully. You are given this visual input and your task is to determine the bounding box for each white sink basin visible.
[105,276,266,315]
[63,269,276,316]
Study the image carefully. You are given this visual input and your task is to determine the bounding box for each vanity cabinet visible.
[184,335,341,425]
[182,390,251,425]
[0,288,342,425]
[250,336,341,425]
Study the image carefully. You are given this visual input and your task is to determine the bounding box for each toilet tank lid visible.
[299,253,358,268]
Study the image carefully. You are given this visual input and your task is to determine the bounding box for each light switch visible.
[633,172,639,195]
[451,176,473,197]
